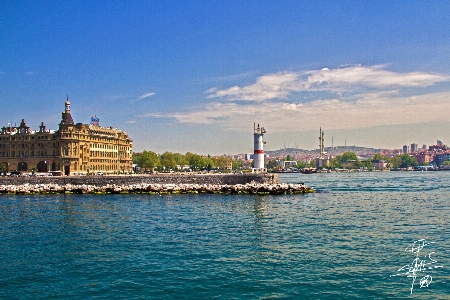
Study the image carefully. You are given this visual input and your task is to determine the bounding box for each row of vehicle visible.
[1,171,106,177]
[2,171,64,177]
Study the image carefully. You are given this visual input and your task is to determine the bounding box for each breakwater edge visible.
[0,174,313,195]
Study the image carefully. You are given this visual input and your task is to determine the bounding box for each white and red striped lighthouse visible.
[253,123,266,172]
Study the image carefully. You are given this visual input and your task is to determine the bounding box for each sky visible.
[1,1,450,155]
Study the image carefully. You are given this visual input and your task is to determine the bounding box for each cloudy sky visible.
[1,1,450,154]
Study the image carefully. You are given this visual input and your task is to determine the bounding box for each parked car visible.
[49,171,63,176]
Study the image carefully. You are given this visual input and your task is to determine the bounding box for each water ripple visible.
[0,172,449,299]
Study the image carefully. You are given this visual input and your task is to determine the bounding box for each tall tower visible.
[253,123,266,172]
[319,127,325,158]
[316,127,330,169]
[61,96,74,125]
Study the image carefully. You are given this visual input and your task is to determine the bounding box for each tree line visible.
[134,150,422,173]
[133,151,234,172]
[328,152,418,169]
[266,152,419,171]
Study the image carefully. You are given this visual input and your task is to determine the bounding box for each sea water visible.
[1,172,449,299]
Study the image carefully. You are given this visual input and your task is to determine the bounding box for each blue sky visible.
[1,1,450,155]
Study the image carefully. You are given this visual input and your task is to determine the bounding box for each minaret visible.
[61,96,74,125]
[319,128,325,158]
[316,128,329,169]
[321,129,324,156]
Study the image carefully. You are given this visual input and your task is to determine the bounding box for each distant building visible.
[281,160,297,168]
[342,160,356,169]
[315,128,331,168]
[0,98,133,175]
[413,153,432,165]
[411,143,418,153]
[372,160,388,169]
[402,145,410,154]
[429,144,448,152]
[434,153,450,167]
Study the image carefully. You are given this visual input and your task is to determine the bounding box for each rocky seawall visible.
[0,174,314,195]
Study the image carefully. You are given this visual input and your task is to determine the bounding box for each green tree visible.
[330,155,343,169]
[286,154,291,161]
[399,153,418,168]
[138,150,160,171]
[340,152,360,168]
[364,158,373,170]
[340,152,358,162]
[186,152,204,170]
[132,152,140,164]
[160,152,177,171]
[294,161,309,169]
[388,155,402,168]
[232,159,245,170]
[203,156,214,172]
[388,154,417,168]
[216,156,229,170]
[373,153,388,161]
[266,159,280,170]
[173,153,188,167]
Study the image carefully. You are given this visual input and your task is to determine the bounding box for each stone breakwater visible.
[0,182,313,195]
[0,174,314,195]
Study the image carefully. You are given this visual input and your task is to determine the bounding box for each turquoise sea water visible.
[1,172,449,299]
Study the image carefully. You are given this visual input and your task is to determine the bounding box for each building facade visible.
[0,98,133,175]
[402,145,410,154]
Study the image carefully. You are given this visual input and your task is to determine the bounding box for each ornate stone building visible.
[0,98,133,175]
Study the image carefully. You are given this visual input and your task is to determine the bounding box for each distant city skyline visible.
[2,1,450,155]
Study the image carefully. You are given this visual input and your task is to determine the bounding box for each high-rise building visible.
[0,98,133,175]
[402,145,410,154]
[410,143,418,153]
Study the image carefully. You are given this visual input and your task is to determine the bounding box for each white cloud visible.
[139,65,450,136]
[130,92,156,103]
[139,92,156,100]
[207,65,449,101]
[207,72,301,101]
[303,65,448,89]
[166,91,450,133]
[24,71,36,75]
[126,120,137,124]
[138,112,163,118]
